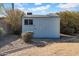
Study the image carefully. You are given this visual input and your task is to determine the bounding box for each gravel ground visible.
[0,35,34,56]
[0,34,79,56]
[6,43,79,56]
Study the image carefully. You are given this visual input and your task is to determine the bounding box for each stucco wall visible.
[22,17,60,38]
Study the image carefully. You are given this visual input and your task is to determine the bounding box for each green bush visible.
[57,11,79,35]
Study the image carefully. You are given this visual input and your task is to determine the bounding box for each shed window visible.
[24,19,28,25]
[24,19,33,25]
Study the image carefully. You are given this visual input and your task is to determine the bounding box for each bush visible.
[62,27,75,35]
[5,9,25,35]
[0,27,5,36]
[57,11,79,35]
[21,32,33,43]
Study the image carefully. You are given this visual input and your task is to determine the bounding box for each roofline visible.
[23,15,59,18]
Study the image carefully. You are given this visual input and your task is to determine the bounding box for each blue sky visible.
[1,3,79,15]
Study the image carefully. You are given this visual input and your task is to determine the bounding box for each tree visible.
[57,11,79,35]
[5,9,25,34]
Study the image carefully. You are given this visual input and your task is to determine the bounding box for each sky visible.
[1,3,79,15]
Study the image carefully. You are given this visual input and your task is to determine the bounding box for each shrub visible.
[21,32,33,43]
[5,9,25,35]
[0,27,5,36]
[57,11,79,35]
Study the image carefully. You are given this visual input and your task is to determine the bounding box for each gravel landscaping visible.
[0,34,79,56]
[0,35,34,56]
[6,43,79,56]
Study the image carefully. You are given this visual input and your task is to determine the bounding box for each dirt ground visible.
[6,34,79,56]
[1,34,79,56]
[6,43,79,56]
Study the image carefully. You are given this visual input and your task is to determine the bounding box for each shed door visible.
[33,19,48,38]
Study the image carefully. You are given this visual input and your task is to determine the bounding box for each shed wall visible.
[22,17,60,38]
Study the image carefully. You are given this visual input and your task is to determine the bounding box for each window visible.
[29,19,33,25]
[24,19,28,25]
[24,19,33,25]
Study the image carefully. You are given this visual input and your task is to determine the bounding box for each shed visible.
[22,12,60,38]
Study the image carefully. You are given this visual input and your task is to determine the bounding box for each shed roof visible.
[23,13,59,18]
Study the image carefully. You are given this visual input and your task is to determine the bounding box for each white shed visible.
[22,12,60,38]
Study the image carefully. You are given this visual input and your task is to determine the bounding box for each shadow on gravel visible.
[0,35,19,48]
[0,41,48,56]
[0,45,34,56]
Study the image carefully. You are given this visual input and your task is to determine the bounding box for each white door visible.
[33,19,48,38]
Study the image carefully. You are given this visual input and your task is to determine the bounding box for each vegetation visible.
[5,9,25,35]
[21,32,33,43]
[57,11,79,35]
[0,27,5,36]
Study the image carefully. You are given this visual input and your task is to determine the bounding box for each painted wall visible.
[22,17,60,38]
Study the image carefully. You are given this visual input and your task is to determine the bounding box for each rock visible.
[33,41,48,47]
